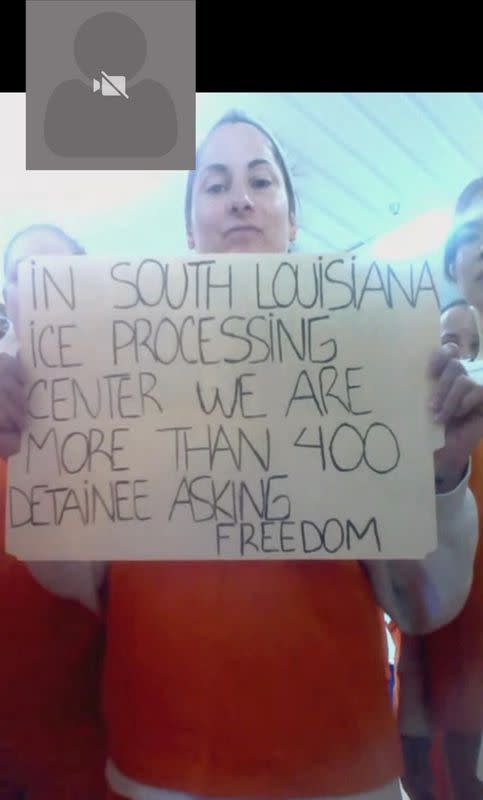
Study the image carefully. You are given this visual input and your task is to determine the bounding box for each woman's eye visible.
[251,177,272,189]
[206,183,225,194]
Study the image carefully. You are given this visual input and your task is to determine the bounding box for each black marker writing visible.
[9,478,151,527]
[214,516,381,556]
[293,423,401,474]
[111,259,232,311]
[167,473,290,523]
[27,372,163,422]
[255,256,440,312]
[111,314,338,368]
[31,265,76,312]
[285,366,372,417]
[196,373,266,419]
[156,424,271,471]
[26,427,131,476]
[29,322,82,369]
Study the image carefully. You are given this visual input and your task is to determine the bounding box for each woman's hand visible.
[429,343,483,491]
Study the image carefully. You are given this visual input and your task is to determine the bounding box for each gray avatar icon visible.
[44,12,178,158]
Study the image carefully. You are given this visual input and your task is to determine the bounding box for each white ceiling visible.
[196,92,483,253]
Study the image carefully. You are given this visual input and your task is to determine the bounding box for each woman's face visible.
[4,229,76,337]
[440,305,480,361]
[188,122,297,254]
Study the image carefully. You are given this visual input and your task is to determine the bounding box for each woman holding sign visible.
[3,113,483,800]
[0,224,107,799]
[89,112,483,799]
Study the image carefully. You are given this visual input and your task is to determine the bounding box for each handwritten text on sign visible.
[6,253,441,560]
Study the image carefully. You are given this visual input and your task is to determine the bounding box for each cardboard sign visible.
[6,252,442,561]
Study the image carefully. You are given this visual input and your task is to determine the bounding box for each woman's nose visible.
[229,191,254,213]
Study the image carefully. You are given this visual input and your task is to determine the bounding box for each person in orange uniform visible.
[5,114,483,800]
[397,179,483,800]
[425,185,483,798]
[0,224,107,798]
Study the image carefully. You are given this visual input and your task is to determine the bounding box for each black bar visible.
[3,1,476,94]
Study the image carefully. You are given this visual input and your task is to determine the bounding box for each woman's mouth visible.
[224,226,262,237]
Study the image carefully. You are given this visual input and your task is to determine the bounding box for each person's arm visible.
[364,343,483,634]
[364,466,478,634]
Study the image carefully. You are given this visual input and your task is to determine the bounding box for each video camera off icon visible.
[92,71,129,99]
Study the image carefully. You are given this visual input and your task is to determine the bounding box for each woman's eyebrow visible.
[200,159,274,176]
[248,158,273,169]
[199,163,228,176]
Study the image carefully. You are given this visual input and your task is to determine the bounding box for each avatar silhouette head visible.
[74,12,147,80]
